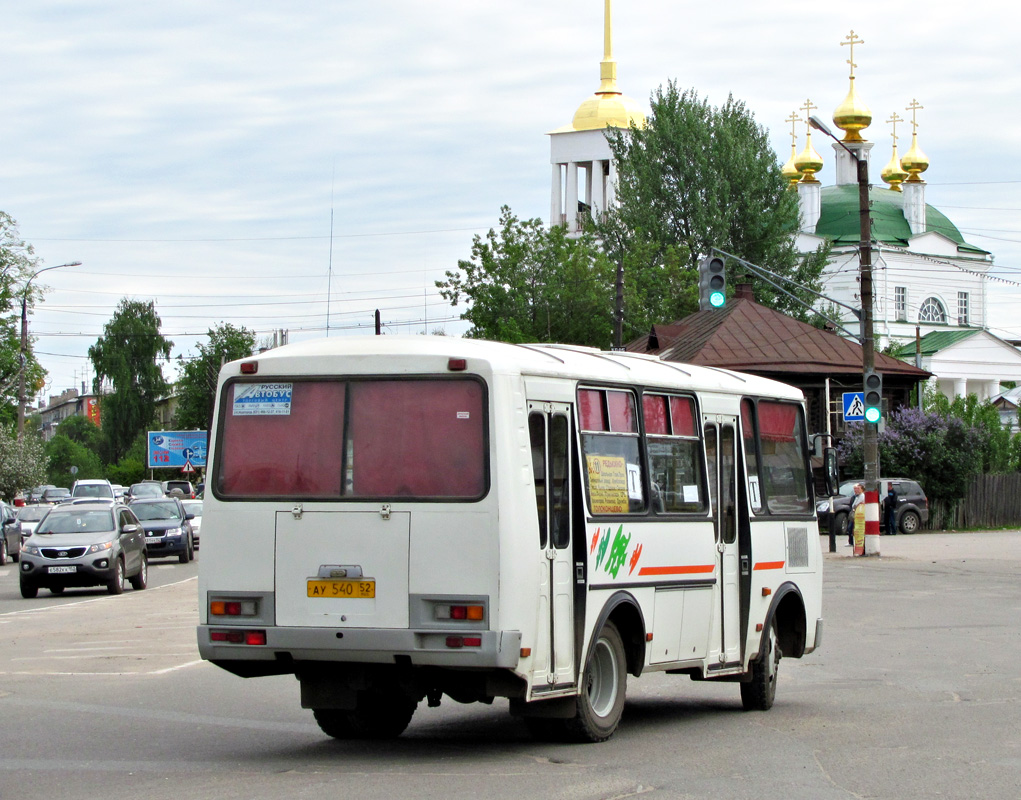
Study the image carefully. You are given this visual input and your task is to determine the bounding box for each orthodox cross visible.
[841,30,864,78]
[786,110,800,147]
[800,99,817,133]
[886,112,904,145]
[906,99,924,133]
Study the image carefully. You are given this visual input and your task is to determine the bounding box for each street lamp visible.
[17,261,82,437]
[808,115,879,490]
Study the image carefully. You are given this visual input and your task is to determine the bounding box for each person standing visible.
[847,482,865,546]
[884,483,899,535]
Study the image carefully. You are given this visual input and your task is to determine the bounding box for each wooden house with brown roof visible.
[626,285,931,442]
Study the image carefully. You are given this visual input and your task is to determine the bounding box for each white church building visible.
[544,9,1021,402]
[787,35,1021,401]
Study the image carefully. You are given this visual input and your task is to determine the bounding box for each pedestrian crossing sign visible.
[843,392,865,422]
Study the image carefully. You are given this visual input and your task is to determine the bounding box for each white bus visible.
[197,337,823,742]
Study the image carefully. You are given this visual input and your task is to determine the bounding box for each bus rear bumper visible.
[197,625,522,670]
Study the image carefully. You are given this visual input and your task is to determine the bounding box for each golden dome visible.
[794,133,824,183]
[900,133,929,182]
[572,88,646,131]
[568,0,645,131]
[833,77,872,142]
[881,145,910,191]
[781,143,800,188]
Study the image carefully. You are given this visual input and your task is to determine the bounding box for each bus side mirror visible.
[824,448,839,497]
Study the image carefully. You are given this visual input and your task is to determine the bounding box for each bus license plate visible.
[307,579,375,598]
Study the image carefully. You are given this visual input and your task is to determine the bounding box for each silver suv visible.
[19,503,148,597]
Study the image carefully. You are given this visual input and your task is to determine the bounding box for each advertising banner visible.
[147,431,208,469]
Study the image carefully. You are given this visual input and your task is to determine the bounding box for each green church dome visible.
[813,185,988,255]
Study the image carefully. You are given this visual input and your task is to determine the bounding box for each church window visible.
[918,297,947,324]
[895,287,907,322]
[957,292,970,325]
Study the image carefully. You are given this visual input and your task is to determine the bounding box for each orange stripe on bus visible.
[753,561,785,571]
[638,564,715,576]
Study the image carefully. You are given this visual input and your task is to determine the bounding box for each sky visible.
[4,0,1021,406]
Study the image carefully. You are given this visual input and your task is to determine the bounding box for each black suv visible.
[818,478,929,535]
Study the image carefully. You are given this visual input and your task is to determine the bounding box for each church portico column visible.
[566,162,579,233]
[953,378,968,398]
[591,160,605,220]
[551,164,563,227]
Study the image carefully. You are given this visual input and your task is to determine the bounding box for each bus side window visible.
[642,393,707,514]
[578,388,647,515]
[529,413,548,548]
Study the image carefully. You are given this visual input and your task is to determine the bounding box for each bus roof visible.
[223,336,804,402]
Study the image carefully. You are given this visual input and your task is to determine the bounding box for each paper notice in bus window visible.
[626,463,643,502]
[586,454,629,514]
[232,383,294,416]
[748,475,762,509]
[683,484,699,503]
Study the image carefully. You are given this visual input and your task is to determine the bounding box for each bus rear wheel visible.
[741,620,781,711]
[563,621,627,743]
[313,691,418,740]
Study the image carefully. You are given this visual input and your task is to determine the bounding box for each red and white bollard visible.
[864,490,881,556]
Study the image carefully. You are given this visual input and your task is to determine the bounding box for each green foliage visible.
[438,207,616,346]
[106,431,148,486]
[605,83,829,321]
[928,393,1015,473]
[0,212,46,424]
[44,434,105,487]
[0,424,47,500]
[89,299,173,463]
[54,413,108,460]
[174,323,256,432]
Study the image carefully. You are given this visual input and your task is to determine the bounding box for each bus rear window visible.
[216,379,487,500]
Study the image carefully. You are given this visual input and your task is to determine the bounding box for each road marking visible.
[0,576,197,617]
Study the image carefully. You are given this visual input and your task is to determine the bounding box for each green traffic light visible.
[864,406,881,424]
[709,291,725,308]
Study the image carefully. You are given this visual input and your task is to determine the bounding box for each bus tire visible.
[564,621,627,743]
[741,619,781,711]
[313,692,417,740]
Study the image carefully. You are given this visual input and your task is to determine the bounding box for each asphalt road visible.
[1,533,1018,800]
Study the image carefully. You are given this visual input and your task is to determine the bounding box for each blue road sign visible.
[843,392,865,422]
[148,431,208,469]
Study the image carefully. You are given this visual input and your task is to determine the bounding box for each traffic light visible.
[863,370,882,424]
[698,255,727,311]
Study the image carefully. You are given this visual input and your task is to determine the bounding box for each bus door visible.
[704,416,742,666]
[527,402,576,691]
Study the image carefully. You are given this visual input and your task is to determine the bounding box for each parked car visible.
[181,499,203,549]
[70,479,116,501]
[127,482,164,501]
[129,497,195,563]
[28,485,56,504]
[818,478,929,535]
[40,487,71,505]
[1,502,22,565]
[16,505,50,542]
[162,480,196,499]
[18,502,148,597]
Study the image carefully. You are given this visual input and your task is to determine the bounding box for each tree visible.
[44,433,105,488]
[437,206,617,346]
[174,323,256,432]
[89,299,173,463]
[837,408,984,504]
[0,424,46,500]
[0,212,45,425]
[604,82,830,321]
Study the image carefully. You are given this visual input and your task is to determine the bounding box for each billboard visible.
[147,431,208,469]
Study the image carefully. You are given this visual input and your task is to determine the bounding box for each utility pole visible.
[810,116,879,491]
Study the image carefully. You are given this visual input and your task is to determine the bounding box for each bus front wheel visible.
[564,621,627,742]
[312,691,417,740]
[741,620,781,711]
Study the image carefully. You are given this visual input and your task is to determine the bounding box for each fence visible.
[927,473,1021,530]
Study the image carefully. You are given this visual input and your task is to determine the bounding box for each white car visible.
[181,500,203,549]
[16,505,50,542]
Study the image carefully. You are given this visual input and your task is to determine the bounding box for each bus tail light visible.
[435,604,484,621]
[210,599,258,617]
[210,629,266,645]
[445,636,482,648]
[240,361,258,374]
